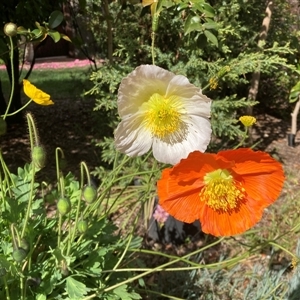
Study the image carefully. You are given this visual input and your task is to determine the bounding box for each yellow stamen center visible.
[199,169,245,212]
[143,93,183,138]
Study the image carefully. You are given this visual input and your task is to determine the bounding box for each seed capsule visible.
[12,247,27,262]
[77,220,88,233]
[57,197,71,215]
[32,146,46,169]
[83,185,97,204]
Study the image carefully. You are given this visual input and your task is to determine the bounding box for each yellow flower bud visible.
[4,23,17,37]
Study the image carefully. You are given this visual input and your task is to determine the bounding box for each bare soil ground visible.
[1,96,100,182]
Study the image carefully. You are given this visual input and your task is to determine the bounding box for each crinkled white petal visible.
[166,75,211,117]
[184,94,212,118]
[166,75,199,98]
[152,116,211,165]
[114,114,152,156]
[118,65,175,117]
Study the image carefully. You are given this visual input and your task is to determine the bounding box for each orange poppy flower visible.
[157,148,285,237]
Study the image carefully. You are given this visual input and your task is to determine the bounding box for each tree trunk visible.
[247,1,274,114]
[103,0,113,64]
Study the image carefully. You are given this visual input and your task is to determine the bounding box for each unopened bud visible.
[77,220,88,233]
[57,197,71,215]
[32,146,46,169]
[83,185,97,204]
[12,247,27,262]
[4,22,18,37]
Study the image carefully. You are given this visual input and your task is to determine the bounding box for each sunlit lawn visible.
[0,66,92,100]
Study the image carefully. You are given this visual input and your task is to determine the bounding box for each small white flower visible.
[114,65,212,165]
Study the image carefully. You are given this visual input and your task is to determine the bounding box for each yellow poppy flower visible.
[239,115,256,127]
[23,79,54,105]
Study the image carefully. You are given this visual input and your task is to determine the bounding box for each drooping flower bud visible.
[77,220,88,233]
[12,247,27,262]
[83,185,97,204]
[32,145,46,169]
[57,197,71,215]
[4,22,18,37]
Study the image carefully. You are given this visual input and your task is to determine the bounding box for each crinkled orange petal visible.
[158,151,233,223]
[219,148,285,207]
[200,195,264,236]
[158,148,285,237]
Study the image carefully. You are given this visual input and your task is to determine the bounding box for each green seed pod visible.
[12,247,27,262]
[19,238,30,254]
[0,117,7,136]
[83,185,97,204]
[4,22,17,36]
[77,220,88,233]
[32,146,46,169]
[57,197,71,215]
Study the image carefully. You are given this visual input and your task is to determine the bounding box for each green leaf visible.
[48,10,64,29]
[204,30,218,46]
[113,284,141,300]
[36,294,47,300]
[31,29,47,42]
[60,33,72,42]
[66,277,88,299]
[48,30,61,43]
[202,3,215,18]
[203,20,219,30]
[289,81,300,102]
[291,81,300,93]
[184,15,202,35]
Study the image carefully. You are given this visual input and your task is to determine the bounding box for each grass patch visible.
[0,67,92,100]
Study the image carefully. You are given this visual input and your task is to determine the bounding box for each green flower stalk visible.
[27,113,46,169]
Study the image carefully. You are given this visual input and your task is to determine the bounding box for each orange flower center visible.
[143,93,183,138]
[199,169,245,212]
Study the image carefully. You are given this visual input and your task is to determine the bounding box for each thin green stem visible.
[82,237,226,299]
[3,275,10,300]
[57,176,65,248]
[268,241,296,260]
[26,113,35,151]
[10,224,18,249]
[55,147,65,193]
[26,113,40,147]
[21,164,36,238]
[1,100,33,117]
[151,32,156,65]
[233,127,248,149]
[66,162,86,255]
[3,36,15,120]
[20,276,24,300]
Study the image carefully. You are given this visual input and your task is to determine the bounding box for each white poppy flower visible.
[114,65,212,165]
